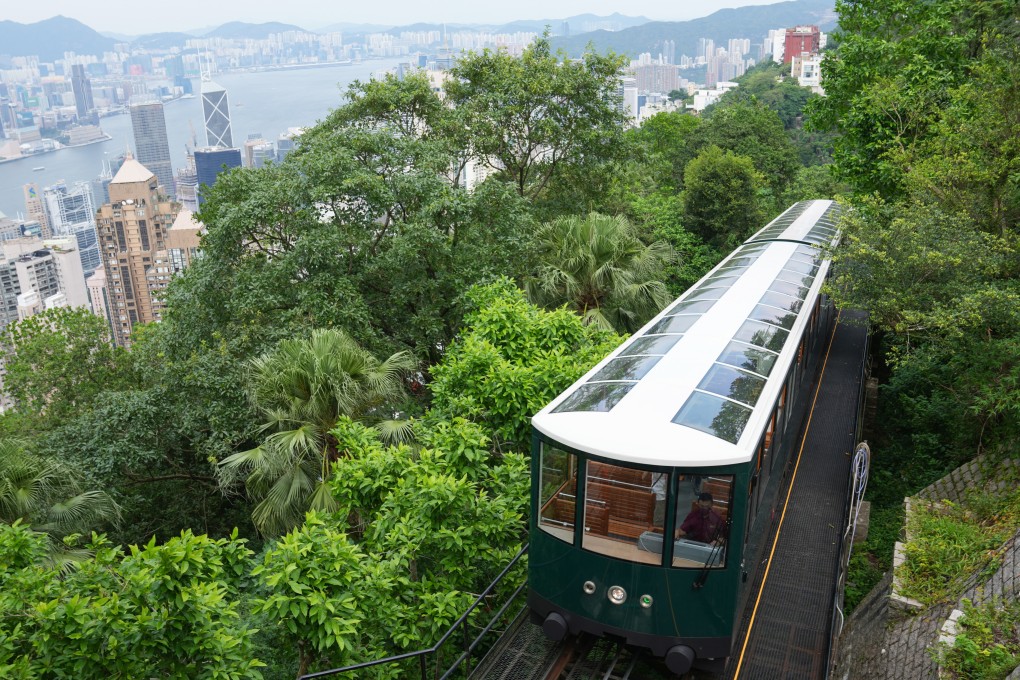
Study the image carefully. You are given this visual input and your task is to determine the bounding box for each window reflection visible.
[672,474,732,568]
[553,382,634,413]
[538,444,577,543]
[698,364,766,407]
[717,341,777,377]
[672,392,752,444]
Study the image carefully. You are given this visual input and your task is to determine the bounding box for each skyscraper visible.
[41,181,101,279]
[95,154,180,347]
[130,100,176,199]
[70,64,95,122]
[194,146,242,205]
[201,80,233,149]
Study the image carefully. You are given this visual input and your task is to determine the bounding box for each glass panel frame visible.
[538,443,577,543]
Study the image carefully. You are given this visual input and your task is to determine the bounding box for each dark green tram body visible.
[528,453,749,659]
[526,201,842,673]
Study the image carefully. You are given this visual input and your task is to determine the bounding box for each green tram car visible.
[528,200,841,675]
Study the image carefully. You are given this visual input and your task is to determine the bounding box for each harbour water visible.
[0,58,404,217]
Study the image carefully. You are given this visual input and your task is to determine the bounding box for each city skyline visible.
[4,0,786,35]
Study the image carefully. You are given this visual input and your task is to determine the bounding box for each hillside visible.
[550,0,836,58]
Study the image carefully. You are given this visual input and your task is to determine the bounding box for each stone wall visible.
[830,457,1020,680]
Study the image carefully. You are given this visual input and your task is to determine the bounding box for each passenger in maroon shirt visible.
[676,492,724,545]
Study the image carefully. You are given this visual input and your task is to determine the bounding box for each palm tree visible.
[0,438,120,563]
[219,328,416,536]
[526,212,673,333]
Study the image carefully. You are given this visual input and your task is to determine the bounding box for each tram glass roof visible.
[536,199,842,467]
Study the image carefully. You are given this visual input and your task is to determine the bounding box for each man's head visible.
[697,492,714,511]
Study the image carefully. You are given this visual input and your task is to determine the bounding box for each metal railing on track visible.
[300,544,529,680]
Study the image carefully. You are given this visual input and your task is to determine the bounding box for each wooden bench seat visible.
[587,481,655,539]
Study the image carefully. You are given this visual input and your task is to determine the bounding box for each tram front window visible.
[538,444,577,543]
[672,474,733,569]
[582,460,665,566]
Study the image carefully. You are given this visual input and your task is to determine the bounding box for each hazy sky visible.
[3,0,784,34]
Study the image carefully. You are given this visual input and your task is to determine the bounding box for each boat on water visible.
[32,166,44,171]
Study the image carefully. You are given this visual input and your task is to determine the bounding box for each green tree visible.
[2,307,133,426]
[807,0,1018,196]
[526,212,672,333]
[0,439,119,555]
[220,329,416,536]
[430,280,623,449]
[698,101,801,205]
[0,523,262,678]
[682,146,764,249]
[445,33,627,199]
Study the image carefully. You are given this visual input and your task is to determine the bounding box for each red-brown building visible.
[783,26,821,63]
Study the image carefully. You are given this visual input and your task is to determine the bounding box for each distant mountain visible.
[501,13,651,34]
[376,13,650,37]
[550,0,836,58]
[205,21,312,39]
[133,32,197,50]
[0,16,116,61]
[316,22,395,34]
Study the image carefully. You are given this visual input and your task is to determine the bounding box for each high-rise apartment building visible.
[130,100,176,199]
[22,183,50,237]
[0,237,90,330]
[201,80,233,149]
[95,155,179,347]
[783,26,821,63]
[41,181,101,279]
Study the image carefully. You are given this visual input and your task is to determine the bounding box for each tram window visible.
[769,280,809,300]
[783,260,819,276]
[775,270,814,287]
[582,461,663,566]
[672,474,733,569]
[620,334,682,357]
[649,314,699,335]
[590,355,661,382]
[672,392,752,444]
[733,320,789,353]
[667,299,716,315]
[698,364,766,407]
[749,304,797,330]
[760,291,804,314]
[538,444,577,543]
[553,382,634,413]
[717,341,777,377]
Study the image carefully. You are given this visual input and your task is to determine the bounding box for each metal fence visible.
[300,544,529,680]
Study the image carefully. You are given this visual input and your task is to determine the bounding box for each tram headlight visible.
[607,585,627,604]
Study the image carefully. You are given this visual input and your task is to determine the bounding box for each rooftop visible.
[111,153,156,185]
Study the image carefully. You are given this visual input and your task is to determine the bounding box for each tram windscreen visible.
[581,461,665,566]
[537,444,577,543]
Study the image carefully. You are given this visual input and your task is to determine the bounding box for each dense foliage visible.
[0,33,839,676]
[810,0,1020,609]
